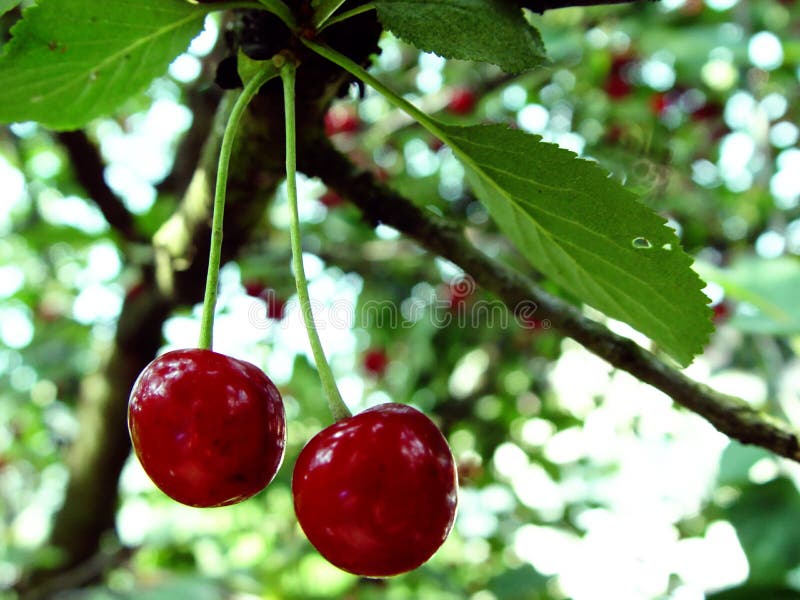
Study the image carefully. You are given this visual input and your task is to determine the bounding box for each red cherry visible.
[712,301,730,323]
[244,283,286,320]
[447,87,477,115]
[650,93,669,116]
[691,101,723,122]
[520,314,544,330]
[447,282,472,311]
[605,74,631,99]
[292,403,458,577]
[319,190,345,208]
[605,54,637,99]
[363,349,389,377]
[605,124,626,143]
[243,281,266,298]
[324,105,360,137]
[265,295,286,320]
[128,348,286,507]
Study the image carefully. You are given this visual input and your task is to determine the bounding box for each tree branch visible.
[297,133,800,463]
[56,130,145,244]
[523,0,657,12]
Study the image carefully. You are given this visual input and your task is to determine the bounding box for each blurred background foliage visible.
[2,0,800,598]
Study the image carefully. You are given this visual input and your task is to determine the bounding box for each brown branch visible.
[56,130,145,244]
[523,0,657,12]
[297,132,800,463]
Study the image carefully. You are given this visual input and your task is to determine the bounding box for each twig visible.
[297,132,800,463]
[524,0,657,13]
[56,131,145,244]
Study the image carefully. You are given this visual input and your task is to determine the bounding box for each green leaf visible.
[696,257,800,335]
[0,0,207,130]
[237,49,269,86]
[374,0,546,73]
[487,564,548,599]
[708,586,800,600]
[1,0,22,17]
[440,124,711,366]
[725,478,800,586]
[717,443,774,487]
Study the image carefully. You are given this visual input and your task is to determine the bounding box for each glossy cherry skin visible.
[128,348,286,508]
[292,403,458,577]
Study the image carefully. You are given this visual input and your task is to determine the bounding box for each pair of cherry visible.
[128,347,458,577]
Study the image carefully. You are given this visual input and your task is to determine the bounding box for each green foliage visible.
[716,444,774,487]
[53,578,225,600]
[487,564,548,599]
[374,0,546,73]
[2,0,800,598]
[0,0,207,129]
[700,257,800,335]
[441,123,712,365]
[724,478,800,586]
[0,0,21,17]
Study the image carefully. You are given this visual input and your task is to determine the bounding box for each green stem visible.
[198,64,279,351]
[280,61,352,421]
[300,39,454,145]
[312,0,348,29]
[318,2,375,30]
[302,40,506,222]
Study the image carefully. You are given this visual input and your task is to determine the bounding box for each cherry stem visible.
[280,60,351,421]
[318,2,375,31]
[300,39,454,147]
[198,63,279,351]
[312,0,348,29]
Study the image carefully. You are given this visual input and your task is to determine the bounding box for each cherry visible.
[712,300,731,323]
[324,104,360,137]
[447,87,477,115]
[690,100,723,122]
[363,348,389,377]
[265,296,286,320]
[605,53,637,99]
[519,314,545,330]
[244,282,286,320]
[446,281,473,311]
[319,190,345,208]
[650,92,671,117]
[292,403,458,577]
[128,348,286,507]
